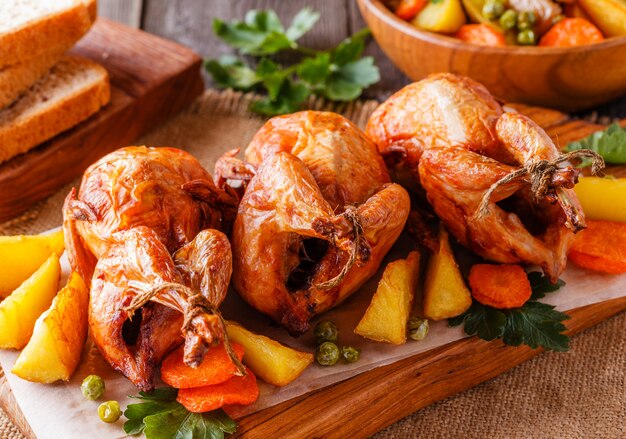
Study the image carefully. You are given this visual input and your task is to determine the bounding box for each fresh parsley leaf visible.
[449,271,570,351]
[244,9,284,33]
[206,8,379,116]
[250,80,310,116]
[297,53,331,87]
[204,56,260,90]
[324,57,380,101]
[123,387,237,439]
[285,8,321,41]
[449,302,506,341]
[528,271,565,300]
[566,123,626,165]
[212,12,292,56]
[503,302,570,352]
[330,28,371,65]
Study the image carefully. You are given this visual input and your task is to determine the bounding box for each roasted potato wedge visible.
[0,229,64,298]
[12,272,89,383]
[0,254,61,349]
[226,321,313,387]
[578,0,626,37]
[423,226,472,320]
[574,176,626,223]
[354,251,420,344]
[412,0,466,33]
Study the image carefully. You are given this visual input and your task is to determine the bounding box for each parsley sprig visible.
[123,387,237,439]
[206,9,380,116]
[449,272,570,352]
[567,123,626,166]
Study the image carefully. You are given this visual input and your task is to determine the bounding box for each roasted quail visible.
[366,73,603,282]
[63,146,239,390]
[227,112,410,335]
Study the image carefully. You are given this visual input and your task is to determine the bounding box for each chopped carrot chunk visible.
[468,264,531,309]
[161,343,245,389]
[455,24,506,47]
[539,18,604,47]
[177,369,259,413]
[569,220,626,274]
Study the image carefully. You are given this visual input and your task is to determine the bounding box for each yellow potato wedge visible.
[12,272,89,383]
[578,0,626,37]
[226,321,313,387]
[0,254,61,349]
[354,251,420,345]
[0,229,64,298]
[574,176,626,223]
[423,226,472,321]
[413,0,466,34]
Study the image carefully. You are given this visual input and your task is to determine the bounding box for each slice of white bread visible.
[0,56,110,164]
[0,0,93,68]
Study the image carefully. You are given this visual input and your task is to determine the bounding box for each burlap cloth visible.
[0,90,624,438]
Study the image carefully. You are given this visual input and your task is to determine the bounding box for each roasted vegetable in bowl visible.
[387,0,625,46]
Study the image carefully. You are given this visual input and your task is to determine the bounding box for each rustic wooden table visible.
[99,0,626,118]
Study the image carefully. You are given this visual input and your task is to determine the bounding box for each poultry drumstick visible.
[63,146,240,390]
[228,112,410,335]
[367,73,603,281]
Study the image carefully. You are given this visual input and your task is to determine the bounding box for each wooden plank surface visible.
[98,0,143,28]
[0,19,204,223]
[2,107,626,438]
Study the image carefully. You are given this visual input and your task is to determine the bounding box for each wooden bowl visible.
[358,0,626,111]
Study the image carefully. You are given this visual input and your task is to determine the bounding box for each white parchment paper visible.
[1,241,625,439]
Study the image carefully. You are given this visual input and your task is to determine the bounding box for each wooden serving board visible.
[0,18,204,223]
[1,103,626,439]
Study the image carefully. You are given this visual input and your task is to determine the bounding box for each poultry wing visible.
[366,73,603,281]
[63,146,240,390]
[228,112,410,335]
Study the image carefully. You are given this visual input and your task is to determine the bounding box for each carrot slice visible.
[395,0,427,21]
[177,369,259,413]
[455,24,506,47]
[569,220,626,274]
[161,343,245,389]
[468,264,532,309]
[539,18,604,47]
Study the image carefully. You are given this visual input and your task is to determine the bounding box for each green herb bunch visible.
[567,123,626,166]
[206,8,380,116]
[123,387,237,439]
[449,272,570,352]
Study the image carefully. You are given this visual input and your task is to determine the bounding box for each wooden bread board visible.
[0,18,204,223]
[1,93,626,438]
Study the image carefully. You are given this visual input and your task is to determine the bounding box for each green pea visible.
[482,0,506,20]
[499,10,517,30]
[98,401,121,423]
[517,11,537,31]
[408,317,429,341]
[341,346,361,363]
[81,375,105,400]
[517,29,536,45]
[316,341,340,366]
[314,320,339,344]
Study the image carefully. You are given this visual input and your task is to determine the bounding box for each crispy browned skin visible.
[245,111,391,207]
[63,146,236,390]
[232,112,410,335]
[367,73,585,282]
[64,146,236,284]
